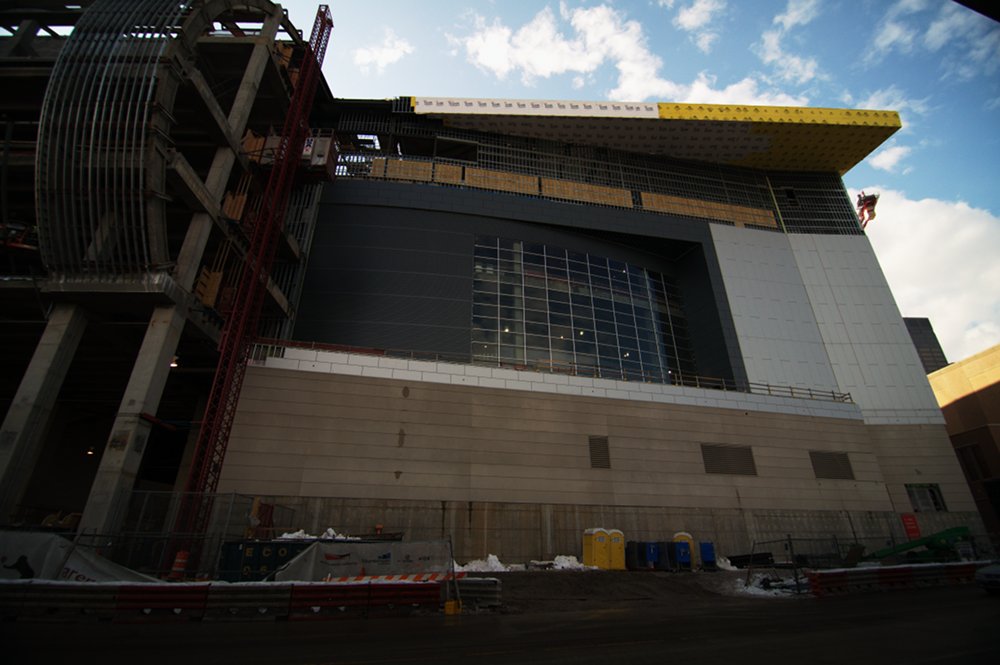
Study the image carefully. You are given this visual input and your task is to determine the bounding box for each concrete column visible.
[0,303,88,523]
[75,8,286,539]
[77,305,186,536]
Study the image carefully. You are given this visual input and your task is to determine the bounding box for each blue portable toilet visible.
[625,541,641,570]
[666,540,692,571]
[654,542,672,570]
[699,542,717,571]
[642,542,659,570]
[626,541,659,570]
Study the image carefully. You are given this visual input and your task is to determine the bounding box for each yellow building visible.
[929,345,1000,548]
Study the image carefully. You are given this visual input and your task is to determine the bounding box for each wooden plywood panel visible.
[385,159,433,181]
[464,167,538,194]
[642,191,776,228]
[541,178,632,207]
[434,162,464,185]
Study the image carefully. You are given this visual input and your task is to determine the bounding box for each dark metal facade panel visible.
[701,443,758,476]
[809,451,855,480]
[588,436,611,469]
[295,180,748,385]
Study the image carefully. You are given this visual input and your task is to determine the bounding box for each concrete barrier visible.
[807,562,979,597]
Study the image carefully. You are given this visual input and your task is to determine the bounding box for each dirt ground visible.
[465,569,794,614]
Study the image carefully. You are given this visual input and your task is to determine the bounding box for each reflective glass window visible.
[472,235,696,382]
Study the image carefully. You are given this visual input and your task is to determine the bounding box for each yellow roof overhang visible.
[410,97,901,175]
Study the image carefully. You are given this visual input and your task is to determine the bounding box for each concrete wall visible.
[215,359,988,560]
[221,363,882,510]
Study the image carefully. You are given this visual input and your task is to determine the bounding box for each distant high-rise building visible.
[905,317,950,373]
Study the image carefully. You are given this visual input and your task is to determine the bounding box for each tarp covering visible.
[275,540,453,581]
[0,531,157,582]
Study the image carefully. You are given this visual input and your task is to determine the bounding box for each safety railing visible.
[337,153,781,232]
[252,338,854,404]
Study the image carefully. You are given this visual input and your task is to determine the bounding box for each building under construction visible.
[0,1,988,575]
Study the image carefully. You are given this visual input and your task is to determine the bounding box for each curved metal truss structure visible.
[34,0,300,279]
[0,0,332,542]
[36,0,189,275]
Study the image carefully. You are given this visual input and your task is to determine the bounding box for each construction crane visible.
[168,5,333,574]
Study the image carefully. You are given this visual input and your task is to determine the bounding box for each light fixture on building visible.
[170,355,179,368]
[85,447,95,456]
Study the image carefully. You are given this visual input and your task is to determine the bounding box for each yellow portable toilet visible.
[583,528,610,568]
[607,529,626,570]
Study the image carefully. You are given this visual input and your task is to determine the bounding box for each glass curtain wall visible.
[472,236,696,382]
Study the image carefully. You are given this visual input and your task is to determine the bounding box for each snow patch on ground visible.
[552,555,589,570]
[277,528,360,541]
[716,556,738,571]
[456,554,594,573]
[455,554,510,572]
[735,572,808,598]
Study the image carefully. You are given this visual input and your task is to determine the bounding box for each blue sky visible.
[281,0,1000,363]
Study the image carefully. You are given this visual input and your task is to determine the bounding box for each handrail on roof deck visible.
[251,339,854,404]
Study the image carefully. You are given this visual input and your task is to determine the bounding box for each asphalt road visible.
[3,585,999,665]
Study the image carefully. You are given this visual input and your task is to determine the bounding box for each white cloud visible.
[860,187,1000,362]
[757,30,819,84]
[857,85,929,114]
[459,17,515,79]
[924,4,1000,81]
[864,0,1000,79]
[774,0,820,31]
[870,19,919,57]
[754,1,820,84]
[855,85,930,130]
[453,5,804,104]
[863,0,930,64]
[696,32,718,53]
[868,145,912,172]
[672,0,726,54]
[674,0,725,30]
[923,3,978,51]
[352,28,414,75]
[682,72,807,106]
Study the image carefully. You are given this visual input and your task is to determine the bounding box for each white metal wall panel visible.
[709,224,839,392]
[789,234,942,423]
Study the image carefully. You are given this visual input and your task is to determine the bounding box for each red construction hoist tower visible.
[169,5,333,573]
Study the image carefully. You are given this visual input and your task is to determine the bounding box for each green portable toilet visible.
[583,528,610,568]
[608,529,626,570]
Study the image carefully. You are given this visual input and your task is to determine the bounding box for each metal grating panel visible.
[331,111,864,236]
[701,443,757,476]
[589,436,611,469]
[809,451,855,480]
[36,0,191,275]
